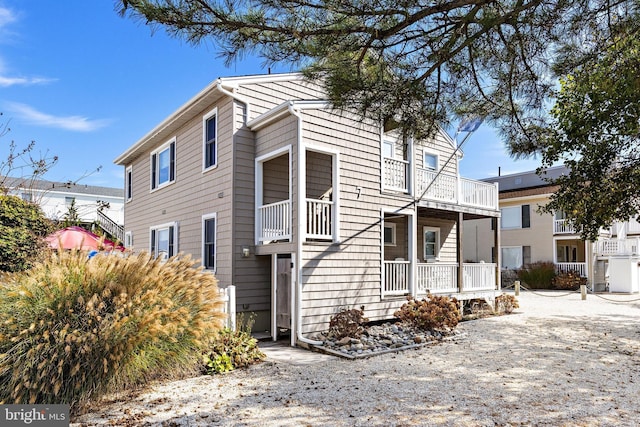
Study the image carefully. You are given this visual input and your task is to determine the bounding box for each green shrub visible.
[394,295,460,331]
[0,195,53,272]
[495,294,519,314]
[553,270,587,290]
[327,306,368,339]
[203,328,265,374]
[0,250,225,408]
[517,261,556,289]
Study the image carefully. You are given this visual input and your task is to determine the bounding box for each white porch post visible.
[457,212,464,292]
[271,253,277,341]
[409,210,417,296]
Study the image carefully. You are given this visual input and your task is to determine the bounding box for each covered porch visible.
[382,207,500,300]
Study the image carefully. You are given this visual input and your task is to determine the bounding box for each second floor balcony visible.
[383,158,498,211]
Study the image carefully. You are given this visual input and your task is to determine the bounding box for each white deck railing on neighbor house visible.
[594,238,640,256]
[258,199,291,243]
[383,157,409,192]
[383,262,497,297]
[383,260,410,296]
[306,199,333,239]
[553,219,578,234]
[555,262,587,278]
[462,263,497,291]
[219,285,236,331]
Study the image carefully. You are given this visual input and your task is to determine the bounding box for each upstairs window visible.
[126,166,133,201]
[203,108,217,170]
[151,139,176,190]
[150,222,177,261]
[382,140,394,158]
[383,222,396,246]
[500,205,530,229]
[423,152,438,171]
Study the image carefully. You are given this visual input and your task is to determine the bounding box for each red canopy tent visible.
[45,226,124,252]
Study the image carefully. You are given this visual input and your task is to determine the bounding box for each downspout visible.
[288,103,323,347]
[215,83,251,124]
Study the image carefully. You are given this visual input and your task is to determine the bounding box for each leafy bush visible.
[553,270,587,290]
[203,328,265,374]
[517,262,556,289]
[0,195,53,272]
[327,306,368,339]
[0,250,225,408]
[495,294,519,314]
[394,295,460,331]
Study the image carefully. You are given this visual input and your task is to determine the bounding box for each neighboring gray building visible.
[115,73,501,345]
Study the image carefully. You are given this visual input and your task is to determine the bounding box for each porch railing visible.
[554,219,577,234]
[258,199,291,243]
[306,199,333,240]
[594,238,640,256]
[383,157,409,192]
[219,285,236,331]
[462,263,497,291]
[416,169,457,204]
[416,263,458,294]
[383,260,410,296]
[555,262,587,278]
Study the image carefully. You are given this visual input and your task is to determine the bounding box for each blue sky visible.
[0,1,542,189]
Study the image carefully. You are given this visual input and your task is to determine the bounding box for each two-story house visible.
[115,73,501,346]
[464,166,640,293]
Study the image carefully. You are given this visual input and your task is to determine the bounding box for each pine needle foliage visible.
[0,250,225,408]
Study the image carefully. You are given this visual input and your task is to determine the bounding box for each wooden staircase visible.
[96,210,124,243]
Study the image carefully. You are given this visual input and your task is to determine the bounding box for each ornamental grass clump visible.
[394,295,460,331]
[0,250,225,408]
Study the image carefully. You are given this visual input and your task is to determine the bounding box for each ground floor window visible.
[501,246,531,269]
[423,226,440,260]
[150,222,177,261]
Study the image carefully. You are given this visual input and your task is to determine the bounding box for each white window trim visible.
[423,150,439,171]
[125,165,133,202]
[150,221,178,260]
[423,226,440,260]
[382,139,395,159]
[202,107,218,172]
[384,222,397,246]
[150,137,176,192]
[124,231,133,248]
[202,213,217,272]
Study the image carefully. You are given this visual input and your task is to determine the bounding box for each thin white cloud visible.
[0,7,17,28]
[6,102,111,132]
[0,74,56,87]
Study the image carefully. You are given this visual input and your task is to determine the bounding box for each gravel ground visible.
[72,290,640,426]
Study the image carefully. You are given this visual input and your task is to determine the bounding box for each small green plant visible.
[517,262,556,289]
[495,294,519,314]
[327,306,368,339]
[394,295,460,331]
[203,327,265,374]
[0,250,225,408]
[553,270,587,290]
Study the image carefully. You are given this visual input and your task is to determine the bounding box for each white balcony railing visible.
[594,238,640,256]
[555,262,587,278]
[383,260,410,296]
[554,219,577,234]
[306,199,333,240]
[383,157,409,192]
[412,167,497,210]
[258,199,291,243]
[459,178,499,210]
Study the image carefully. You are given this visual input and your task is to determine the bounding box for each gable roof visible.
[3,176,123,198]
[482,165,570,192]
[114,72,305,165]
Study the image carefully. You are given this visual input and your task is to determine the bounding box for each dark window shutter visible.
[150,229,156,255]
[127,169,132,199]
[523,246,531,266]
[151,154,157,189]
[168,226,175,257]
[491,246,495,263]
[491,218,496,230]
[521,205,530,228]
[169,142,176,181]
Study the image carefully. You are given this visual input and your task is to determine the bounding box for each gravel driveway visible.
[73,290,640,426]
